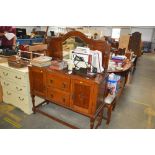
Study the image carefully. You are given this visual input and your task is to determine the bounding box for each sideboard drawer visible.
[47,72,70,92]
[47,88,70,107]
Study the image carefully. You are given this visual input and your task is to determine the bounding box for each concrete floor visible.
[0,53,155,129]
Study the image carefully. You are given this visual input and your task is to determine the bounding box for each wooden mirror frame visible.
[47,30,111,70]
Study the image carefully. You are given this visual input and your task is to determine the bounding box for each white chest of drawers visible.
[0,62,33,114]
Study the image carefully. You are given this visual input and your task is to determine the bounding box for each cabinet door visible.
[70,79,93,115]
[28,66,46,97]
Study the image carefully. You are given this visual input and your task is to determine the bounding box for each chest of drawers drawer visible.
[47,72,70,92]
[12,72,27,85]
[0,68,13,80]
[0,68,27,85]
[2,88,16,104]
[2,87,30,113]
[1,79,28,94]
[47,87,70,107]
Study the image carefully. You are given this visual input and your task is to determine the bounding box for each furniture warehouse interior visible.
[0,26,155,129]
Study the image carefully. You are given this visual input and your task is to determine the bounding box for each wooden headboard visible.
[47,31,111,70]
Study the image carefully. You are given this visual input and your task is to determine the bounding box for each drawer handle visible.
[4,82,9,86]
[50,80,53,83]
[16,87,23,91]
[18,97,24,101]
[72,94,74,100]
[51,94,54,98]
[3,72,8,76]
[62,83,66,88]
[7,91,11,95]
[62,98,66,103]
[15,76,21,80]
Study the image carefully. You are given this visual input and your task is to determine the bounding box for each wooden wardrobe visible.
[128,32,142,57]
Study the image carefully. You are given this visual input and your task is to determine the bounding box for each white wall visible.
[131,27,154,42]
[102,27,112,36]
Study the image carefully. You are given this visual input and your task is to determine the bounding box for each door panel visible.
[29,66,46,97]
[70,79,93,115]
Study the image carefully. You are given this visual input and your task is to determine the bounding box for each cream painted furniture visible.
[0,62,42,114]
[119,34,130,50]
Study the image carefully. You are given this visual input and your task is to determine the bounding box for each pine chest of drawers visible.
[0,62,35,114]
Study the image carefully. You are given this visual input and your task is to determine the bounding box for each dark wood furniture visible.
[47,31,111,70]
[29,66,108,128]
[108,61,133,87]
[128,32,142,57]
[29,31,111,129]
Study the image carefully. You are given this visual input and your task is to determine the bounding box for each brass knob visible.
[62,83,66,88]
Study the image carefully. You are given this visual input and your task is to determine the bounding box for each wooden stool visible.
[103,97,117,125]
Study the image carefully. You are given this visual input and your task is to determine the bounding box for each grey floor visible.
[0,53,155,129]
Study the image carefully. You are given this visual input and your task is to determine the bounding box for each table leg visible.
[31,94,36,114]
[90,117,95,129]
[106,106,112,125]
[97,109,104,127]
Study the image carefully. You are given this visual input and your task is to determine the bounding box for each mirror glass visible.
[62,37,88,60]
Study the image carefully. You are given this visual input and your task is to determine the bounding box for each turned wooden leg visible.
[124,71,129,86]
[31,94,36,114]
[90,117,95,129]
[97,109,104,127]
[46,100,49,104]
[106,106,112,125]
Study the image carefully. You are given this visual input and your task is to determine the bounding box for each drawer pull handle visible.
[19,97,24,101]
[50,80,53,83]
[4,82,9,86]
[72,94,74,100]
[16,87,22,91]
[80,81,83,84]
[40,70,43,73]
[62,83,66,88]
[51,94,54,98]
[7,92,11,95]
[15,76,21,80]
[62,98,66,103]
[3,72,8,76]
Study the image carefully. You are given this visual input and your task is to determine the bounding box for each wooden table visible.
[108,61,133,85]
